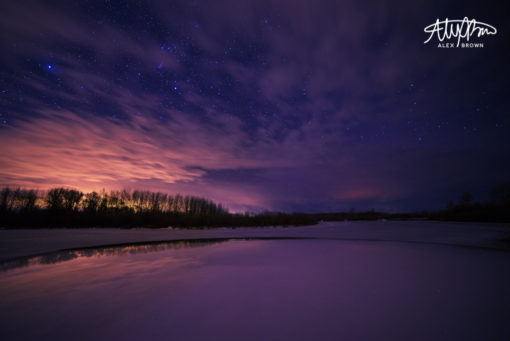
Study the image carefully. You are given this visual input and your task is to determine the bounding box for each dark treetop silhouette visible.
[1,185,509,228]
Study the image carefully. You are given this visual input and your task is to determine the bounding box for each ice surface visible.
[1,220,509,261]
[1,239,509,340]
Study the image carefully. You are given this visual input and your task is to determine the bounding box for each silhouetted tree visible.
[62,189,83,211]
[83,192,100,212]
[0,187,12,212]
[46,188,66,210]
[18,189,37,211]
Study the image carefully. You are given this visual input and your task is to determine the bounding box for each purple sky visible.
[0,0,509,212]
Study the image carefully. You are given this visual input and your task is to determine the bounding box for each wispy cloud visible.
[0,0,508,211]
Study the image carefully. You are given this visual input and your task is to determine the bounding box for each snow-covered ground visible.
[1,220,509,261]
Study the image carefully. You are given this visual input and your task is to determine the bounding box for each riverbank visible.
[1,220,509,261]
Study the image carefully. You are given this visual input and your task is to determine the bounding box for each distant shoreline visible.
[2,187,509,229]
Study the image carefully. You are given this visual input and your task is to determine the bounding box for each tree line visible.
[428,183,510,222]
[1,184,509,228]
[0,187,316,228]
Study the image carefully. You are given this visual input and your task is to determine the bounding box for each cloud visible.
[0,0,508,212]
[0,107,265,189]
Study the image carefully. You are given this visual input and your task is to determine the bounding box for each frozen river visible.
[1,221,509,340]
[1,220,509,261]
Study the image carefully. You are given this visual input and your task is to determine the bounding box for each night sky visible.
[0,0,508,213]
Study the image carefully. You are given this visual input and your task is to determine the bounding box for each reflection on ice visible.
[0,239,226,271]
[0,239,510,340]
